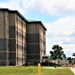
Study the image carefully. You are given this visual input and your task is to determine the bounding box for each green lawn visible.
[0,66,74,75]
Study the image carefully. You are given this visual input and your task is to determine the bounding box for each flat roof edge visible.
[27,21,47,31]
[0,8,47,30]
[0,8,28,22]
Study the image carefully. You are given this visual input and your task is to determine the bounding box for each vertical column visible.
[38,63,41,75]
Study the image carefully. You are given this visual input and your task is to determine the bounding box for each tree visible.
[50,44,66,60]
[72,53,75,64]
[67,57,72,64]
[72,53,75,56]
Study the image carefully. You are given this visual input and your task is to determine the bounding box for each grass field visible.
[0,66,74,75]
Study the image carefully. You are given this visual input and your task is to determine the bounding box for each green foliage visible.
[72,53,75,56]
[50,44,66,60]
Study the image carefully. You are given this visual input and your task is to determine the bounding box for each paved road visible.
[70,67,75,75]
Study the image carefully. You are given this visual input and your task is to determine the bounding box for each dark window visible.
[9,26,15,38]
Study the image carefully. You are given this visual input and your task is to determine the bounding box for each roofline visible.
[27,21,47,31]
[0,8,47,30]
[0,8,28,22]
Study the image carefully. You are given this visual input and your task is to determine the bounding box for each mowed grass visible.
[42,67,74,75]
[0,66,74,75]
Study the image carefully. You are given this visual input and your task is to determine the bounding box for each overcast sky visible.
[0,0,75,57]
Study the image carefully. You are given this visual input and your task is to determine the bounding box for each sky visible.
[0,0,75,57]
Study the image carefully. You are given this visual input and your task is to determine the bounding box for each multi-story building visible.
[0,8,47,66]
[0,8,27,66]
[0,9,9,66]
[9,10,27,66]
[26,21,47,64]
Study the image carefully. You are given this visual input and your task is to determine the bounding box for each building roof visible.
[0,8,28,22]
[0,8,47,31]
[27,20,47,31]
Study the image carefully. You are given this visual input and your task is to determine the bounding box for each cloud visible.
[0,0,39,15]
[40,0,75,15]
[45,16,75,57]
[0,0,75,16]
[46,16,75,37]
[0,0,25,14]
[21,0,75,15]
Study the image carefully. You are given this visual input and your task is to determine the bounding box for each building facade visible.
[9,10,27,66]
[0,8,46,66]
[0,9,9,66]
[26,21,47,64]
